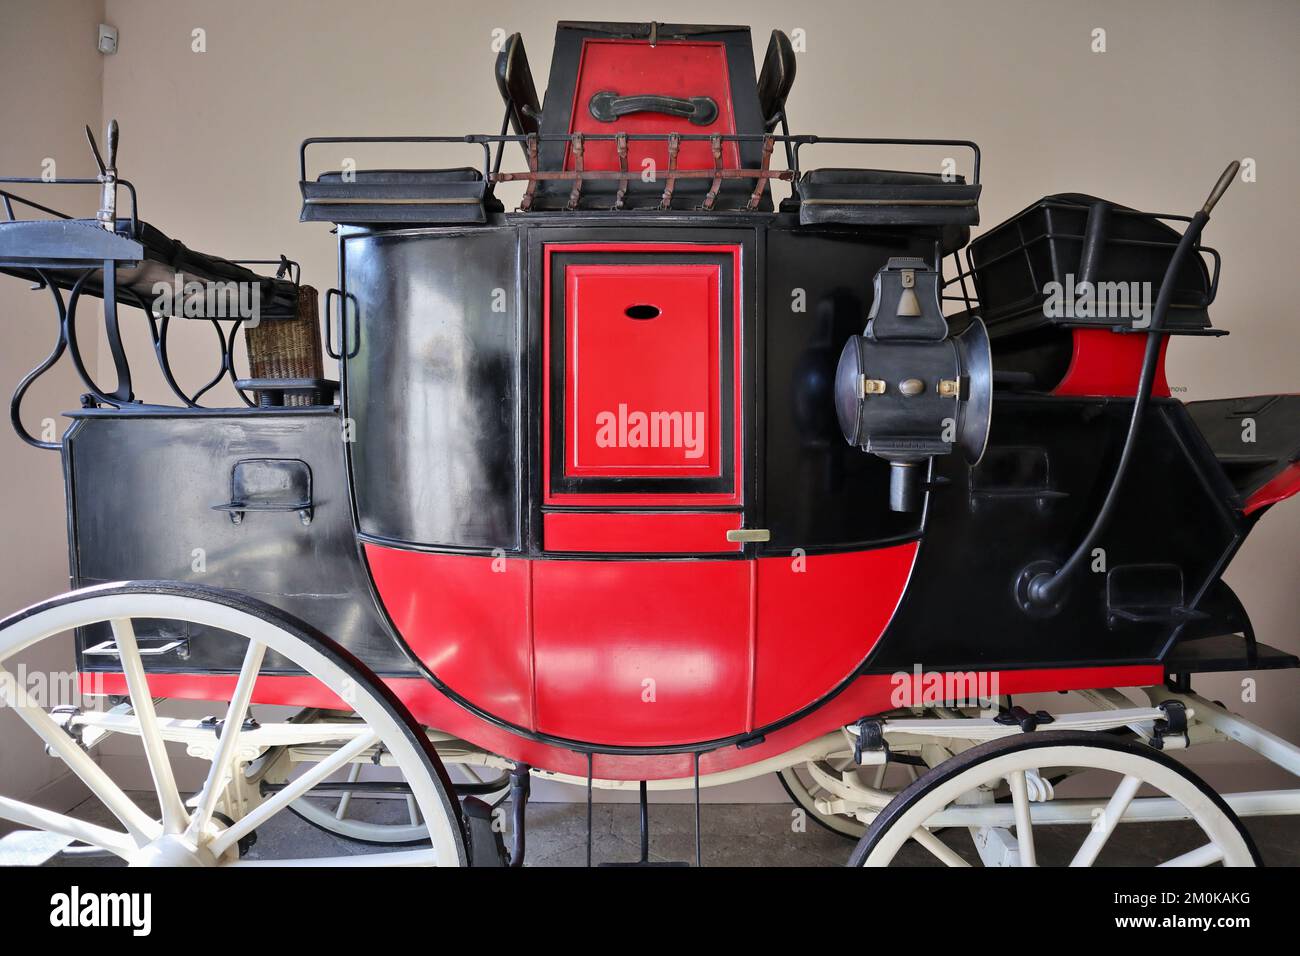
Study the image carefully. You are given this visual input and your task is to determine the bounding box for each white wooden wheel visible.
[851,730,1259,867]
[280,726,510,845]
[0,582,467,866]
[778,756,918,840]
[286,761,431,846]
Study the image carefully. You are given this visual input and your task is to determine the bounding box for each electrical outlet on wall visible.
[97,23,118,55]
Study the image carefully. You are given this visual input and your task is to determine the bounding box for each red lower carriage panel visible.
[752,545,918,726]
[363,542,919,747]
[531,558,752,745]
[366,547,534,728]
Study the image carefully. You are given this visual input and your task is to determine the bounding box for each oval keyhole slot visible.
[625,304,661,320]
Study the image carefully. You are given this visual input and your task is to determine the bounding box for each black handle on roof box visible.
[588,92,719,126]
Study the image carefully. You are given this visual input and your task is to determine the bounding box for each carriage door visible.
[535,242,749,746]
[542,243,743,550]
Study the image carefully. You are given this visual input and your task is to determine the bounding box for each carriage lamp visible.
[834,258,992,512]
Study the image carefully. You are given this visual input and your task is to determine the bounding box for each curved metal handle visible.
[324,288,359,360]
[588,91,718,126]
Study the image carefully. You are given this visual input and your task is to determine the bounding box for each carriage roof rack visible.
[297,132,981,218]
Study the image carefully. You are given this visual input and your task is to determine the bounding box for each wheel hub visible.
[129,833,216,867]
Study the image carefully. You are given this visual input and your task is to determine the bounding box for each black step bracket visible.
[1106,563,1208,628]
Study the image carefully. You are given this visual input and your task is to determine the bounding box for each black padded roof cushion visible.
[797,167,980,254]
[302,167,501,225]
[315,168,483,184]
[802,168,967,187]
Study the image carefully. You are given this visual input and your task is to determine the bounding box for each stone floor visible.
[30,792,1300,866]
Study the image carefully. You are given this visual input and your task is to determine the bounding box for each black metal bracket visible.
[994,705,1055,732]
[853,717,888,764]
[1152,700,1189,750]
[199,714,260,739]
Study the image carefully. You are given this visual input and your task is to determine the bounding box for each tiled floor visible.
[35,792,1300,867]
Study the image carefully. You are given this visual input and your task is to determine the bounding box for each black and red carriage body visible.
[11,21,1296,783]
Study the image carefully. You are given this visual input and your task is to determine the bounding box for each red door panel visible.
[565,264,721,479]
[567,39,740,171]
[752,544,919,726]
[531,558,751,745]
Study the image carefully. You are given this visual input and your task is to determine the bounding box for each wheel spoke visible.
[910,826,970,867]
[0,666,159,845]
[112,618,188,834]
[406,794,419,826]
[0,795,135,858]
[207,729,380,859]
[186,640,266,840]
[335,762,362,820]
[1158,842,1225,867]
[1069,773,1142,867]
[1007,770,1038,866]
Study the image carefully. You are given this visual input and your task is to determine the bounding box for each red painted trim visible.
[525,557,537,729]
[543,511,742,553]
[82,662,1164,782]
[1052,328,1171,398]
[543,243,743,506]
[745,557,758,733]
[1243,460,1300,516]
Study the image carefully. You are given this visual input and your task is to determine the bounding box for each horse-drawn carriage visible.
[0,20,1297,867]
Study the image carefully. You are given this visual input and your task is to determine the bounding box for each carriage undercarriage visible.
[10,650,1297,867]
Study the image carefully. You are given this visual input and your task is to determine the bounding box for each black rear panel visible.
[65,409,413,677]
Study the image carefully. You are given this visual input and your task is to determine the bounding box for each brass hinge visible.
[726,528,771,543]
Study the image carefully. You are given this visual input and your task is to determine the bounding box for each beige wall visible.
[0,0,104,808]
[0,1,1295,804]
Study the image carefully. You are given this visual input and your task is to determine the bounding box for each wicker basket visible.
[244,284,325,406]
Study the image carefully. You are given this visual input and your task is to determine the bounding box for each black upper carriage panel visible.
[297,20,985,561]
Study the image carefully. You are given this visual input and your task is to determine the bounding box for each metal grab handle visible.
[324,288,359,360]
[588,91,718,126]
[211,458,314,526]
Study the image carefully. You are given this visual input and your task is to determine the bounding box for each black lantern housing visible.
[835,257,992,511]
